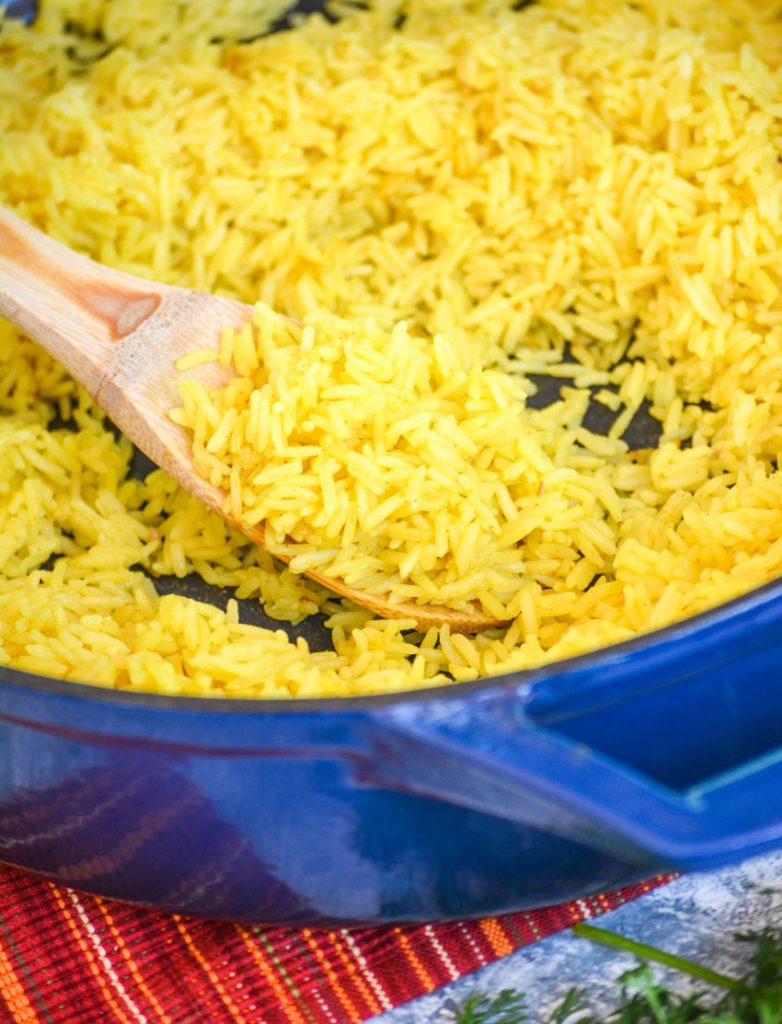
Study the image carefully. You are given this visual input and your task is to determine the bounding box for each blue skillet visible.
[2,0,782,924]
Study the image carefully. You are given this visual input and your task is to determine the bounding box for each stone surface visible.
[373,851,782,1022]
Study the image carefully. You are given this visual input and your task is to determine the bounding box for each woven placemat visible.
[0,864,676,1023]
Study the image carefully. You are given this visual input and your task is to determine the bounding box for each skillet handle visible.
[371,586,782,870]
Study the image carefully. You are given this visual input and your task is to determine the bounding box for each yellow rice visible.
[1,0,782,697]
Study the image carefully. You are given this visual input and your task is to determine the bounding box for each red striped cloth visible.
[0,865,674,1024]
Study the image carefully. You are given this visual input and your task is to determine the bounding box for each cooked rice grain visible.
[1,0,782,697]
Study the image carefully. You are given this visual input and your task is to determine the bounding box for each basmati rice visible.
[1,0,782,697]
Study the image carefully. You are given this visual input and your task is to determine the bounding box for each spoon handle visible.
[0,204,249,507]
[0,205,166,395]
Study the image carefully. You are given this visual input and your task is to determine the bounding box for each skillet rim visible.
[2,571,781,715]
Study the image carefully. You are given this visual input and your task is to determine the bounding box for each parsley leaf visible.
[452,926,782,1024]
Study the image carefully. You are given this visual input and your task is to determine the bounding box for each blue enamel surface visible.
[3,0,37,21]
[1,578,782,923]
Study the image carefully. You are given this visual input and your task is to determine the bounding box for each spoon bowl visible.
[0,206,504,632]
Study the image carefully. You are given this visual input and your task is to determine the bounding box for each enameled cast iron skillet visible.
[3,0,782,924]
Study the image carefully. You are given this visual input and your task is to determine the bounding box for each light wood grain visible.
[0,206,505,633]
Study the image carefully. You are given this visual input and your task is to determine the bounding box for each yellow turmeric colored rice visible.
[2,0,782,697]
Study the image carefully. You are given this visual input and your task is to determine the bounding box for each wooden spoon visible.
[0,206,504,633]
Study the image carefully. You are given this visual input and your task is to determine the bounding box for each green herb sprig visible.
[450,924,782,1024]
